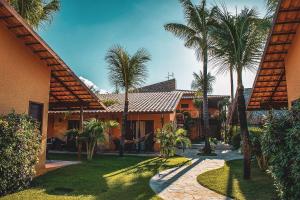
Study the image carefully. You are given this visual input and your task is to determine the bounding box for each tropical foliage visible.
[8,0,60,29]
[156,123,191,158]
[0,112,41,195]
[217,97,230,142]
[191,71,215,94]
[165,0,214,153]
[106,45,150,156]
[260,104,300,199]
[65,119,118,160]
[249,127,267,171]
[210,5,266,179]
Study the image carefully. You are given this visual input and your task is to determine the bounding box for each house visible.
[176,90,229,140]
[248,0,300,110]
[48,91,182,152]
[0,0,105,171]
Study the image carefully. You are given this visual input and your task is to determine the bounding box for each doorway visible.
[125,120,154,152]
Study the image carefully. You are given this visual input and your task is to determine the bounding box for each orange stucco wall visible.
[285,25,300,107]
[47,112,175,152]
[0,21,51,170]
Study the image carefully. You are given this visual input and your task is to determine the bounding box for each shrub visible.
[249,127,267,170]
[261,104,300,200]
[0,112,41,195]
[231,129,241,150]
[156,123,191,158]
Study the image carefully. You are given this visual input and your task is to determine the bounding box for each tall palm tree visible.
[8,0,60,29]
[211,6,266,179]
[106,45,150,156]
[164,0,214,153]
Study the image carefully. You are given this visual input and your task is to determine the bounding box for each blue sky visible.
[39,0,267,95]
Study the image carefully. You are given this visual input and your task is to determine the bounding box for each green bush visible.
[249,127,267,170]
[231,126,241,150]
[261,104,300,200]
[156,123,191,158]
[0,112,41,196]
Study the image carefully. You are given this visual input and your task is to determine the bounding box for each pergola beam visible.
[269,69,286,102]
[0,15,13,19]
[34,49,48,53]
[263,59,285,63]
[269,41,292,46]
[48,63,61,67]
[51,73,82,101]
[279,7,300,12]
[272,31,296,35]
[258,73,282,77]
[17,33,31,38]
[266,51,288,54]
[25,42,40,46]
[49,101,89,109]
[7,24,23,29]
[276,20,300,25]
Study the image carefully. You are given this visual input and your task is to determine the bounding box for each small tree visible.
[65,119,118,160]
[156,123,191,158]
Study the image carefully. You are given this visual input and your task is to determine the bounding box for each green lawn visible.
[197,159,276,200]
[1,153,189,200]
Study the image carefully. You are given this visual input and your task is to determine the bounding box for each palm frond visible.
[106,45,151,91]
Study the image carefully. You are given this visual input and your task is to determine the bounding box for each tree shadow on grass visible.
[224,160,276,200]
[3,154,188,200]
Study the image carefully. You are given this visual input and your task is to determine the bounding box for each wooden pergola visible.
[248,0,300,110]
[0,0,106,114]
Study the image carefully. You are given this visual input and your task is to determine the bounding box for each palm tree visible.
[106,45,150,156]
[8,0,60,29]
[164,0,214,154]
[191,71,215,94]
[211,6,266,179]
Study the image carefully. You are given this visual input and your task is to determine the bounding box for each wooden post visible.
[78,105,84,160]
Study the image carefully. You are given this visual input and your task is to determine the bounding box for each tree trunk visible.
[202,46,211,154]
[230,66,234,102]
[237,69,251,179]
[120,89,129,156]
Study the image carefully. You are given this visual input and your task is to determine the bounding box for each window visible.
[28,101,43,132]
[68,120,80,130]
[181,104,189,109]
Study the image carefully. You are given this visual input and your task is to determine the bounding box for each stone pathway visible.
[150,145,242,200]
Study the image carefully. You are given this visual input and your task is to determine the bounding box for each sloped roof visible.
[135,79,176,93]
[0,0,106,111]
[176,90,229,100]
[98,91,183,113]
[248,0,300,110]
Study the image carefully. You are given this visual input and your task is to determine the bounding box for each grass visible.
[197,159,276,200]
[1,153,189,200]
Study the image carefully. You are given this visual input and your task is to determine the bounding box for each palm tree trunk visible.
[120,89,129,156]
[237,69,251,179]
[230,66,234,101]
[227,66,234,143]
[202,47,211,154]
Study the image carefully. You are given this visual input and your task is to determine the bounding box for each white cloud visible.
[79,76,108,94]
